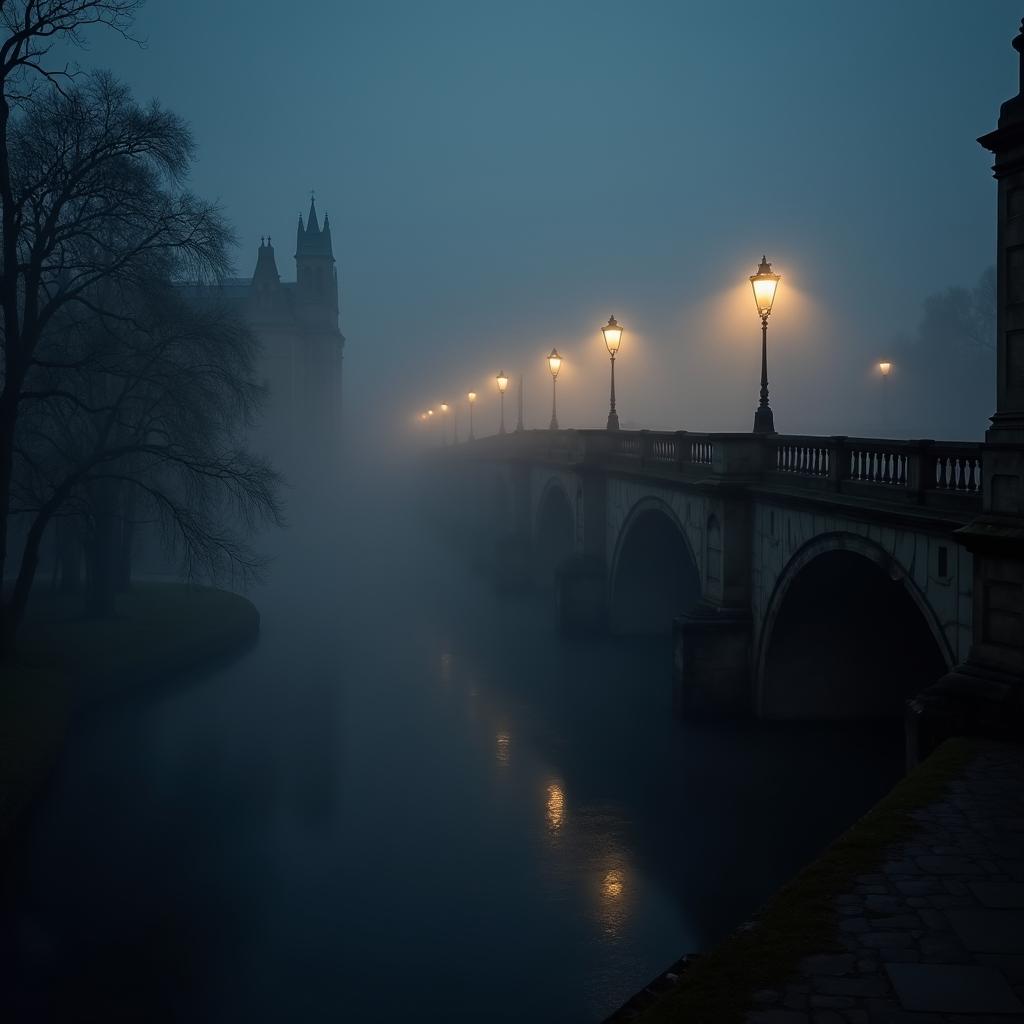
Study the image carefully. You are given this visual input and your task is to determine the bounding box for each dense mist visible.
[69,1,1015,447]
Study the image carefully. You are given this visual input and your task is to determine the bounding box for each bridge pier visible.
[555,554,608,633]
[672,604,753,716]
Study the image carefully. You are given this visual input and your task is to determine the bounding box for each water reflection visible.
[597,865,630,938]
[545,783,565,833]
[495,731,511,766]
[602,870,624,899]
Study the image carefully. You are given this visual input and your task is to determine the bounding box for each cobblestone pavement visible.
[747,741,1024,1024]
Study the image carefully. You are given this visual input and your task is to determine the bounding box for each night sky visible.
[73,2,1020,441]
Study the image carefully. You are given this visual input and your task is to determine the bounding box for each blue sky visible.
[71,1,1022,439]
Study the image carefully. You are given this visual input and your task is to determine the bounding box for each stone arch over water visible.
[609,498,702,634]
[757,532,952,718]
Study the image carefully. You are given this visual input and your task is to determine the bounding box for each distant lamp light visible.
[467,390,477,440]
[440,402,449,412]
[879,360,892,377]
[496,371,509,434]
[749,254,781,433]
[547,348,561,430]
[427,408,434,416]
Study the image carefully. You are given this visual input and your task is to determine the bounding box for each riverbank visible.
[617,735,1024,1023]
[0,583,259,855]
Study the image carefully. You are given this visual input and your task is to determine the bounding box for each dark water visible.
[1,462,903,1023]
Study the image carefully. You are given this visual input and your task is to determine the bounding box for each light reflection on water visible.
[495,731,511,766]
[0,469,907,1024]
[546,782,565,833]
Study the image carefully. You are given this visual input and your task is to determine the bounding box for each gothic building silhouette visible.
[217,195,345,453]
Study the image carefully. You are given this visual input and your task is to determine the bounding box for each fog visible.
[1,5,1017,1022]
[71,0,1014,446]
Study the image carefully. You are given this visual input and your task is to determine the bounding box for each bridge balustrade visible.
[444,429,983,512]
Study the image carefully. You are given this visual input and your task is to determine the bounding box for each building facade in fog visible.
[217,196,345,454]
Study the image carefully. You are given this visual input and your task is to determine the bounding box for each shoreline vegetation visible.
[0,582,259,856]
[613,736,979,1024]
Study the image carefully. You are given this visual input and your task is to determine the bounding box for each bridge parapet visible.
[446,428,984,515]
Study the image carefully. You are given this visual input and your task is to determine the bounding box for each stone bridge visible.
[424,32,1024,759]
[428,430,985,724]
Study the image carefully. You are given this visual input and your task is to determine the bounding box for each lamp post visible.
[547,348,562,430]
[496,371,509,434]
[878,361,892,434]
[467,391,477,440]
[601,315,623,430]
[750,255,781,434]
[440,402,449,446]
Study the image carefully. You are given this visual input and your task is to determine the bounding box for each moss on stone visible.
[630,736,980,1024]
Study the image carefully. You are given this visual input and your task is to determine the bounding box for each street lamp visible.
[547,348,562,430]
[467,391,477,440]
[749,255,781,434]
[601,315,623,430]
[440,402,449,446]
[496,371,509,434]
[878,361,893,433]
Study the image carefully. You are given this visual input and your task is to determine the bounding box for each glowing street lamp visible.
[467,391,477,440]
[440,402,450,446]
[749,255,781,434]
[547,348,562,430]
[878,361,893,433]
[496,371,509,434]
[601,315,623,431]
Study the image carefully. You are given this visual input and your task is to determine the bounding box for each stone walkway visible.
[748,741,1024,1024]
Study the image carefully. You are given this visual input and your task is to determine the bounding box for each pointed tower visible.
[252,236,281,290]
[295,194,338,330]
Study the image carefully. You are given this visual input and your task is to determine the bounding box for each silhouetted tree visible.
[887,267,995,439]
[0,6,279,654]
[15,281,283,619]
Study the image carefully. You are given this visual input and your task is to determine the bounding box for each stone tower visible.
[909,21,1024,760]
[295,195,339,332]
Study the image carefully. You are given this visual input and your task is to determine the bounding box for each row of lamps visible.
[421,258,895,438]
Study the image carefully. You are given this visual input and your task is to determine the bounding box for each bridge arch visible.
[609,497,702,634]
[756,532,953,719]
[533,477,575,587]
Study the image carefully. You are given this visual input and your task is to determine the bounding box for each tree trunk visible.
[115,484,135,592]
[87,479,118,617]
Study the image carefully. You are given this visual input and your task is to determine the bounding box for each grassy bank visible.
[623,736,979,1024]
[0,583,259,852]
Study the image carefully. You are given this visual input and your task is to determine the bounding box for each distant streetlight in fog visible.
[878,361,893,434]
[547,348,562,431]
[440,402,449,446]
[496,371,509,434]
[467,391,477,440]
[749,255,781,434]
[601,315,623,431]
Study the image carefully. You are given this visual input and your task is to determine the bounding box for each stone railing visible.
[443,429,984,512]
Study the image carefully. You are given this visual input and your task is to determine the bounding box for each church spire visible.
[307,192,320,233]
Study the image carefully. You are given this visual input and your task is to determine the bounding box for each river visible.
[0,458,904,1022]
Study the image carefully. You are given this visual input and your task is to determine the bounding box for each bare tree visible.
[13,280,283,622]
[0,15,263,653]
